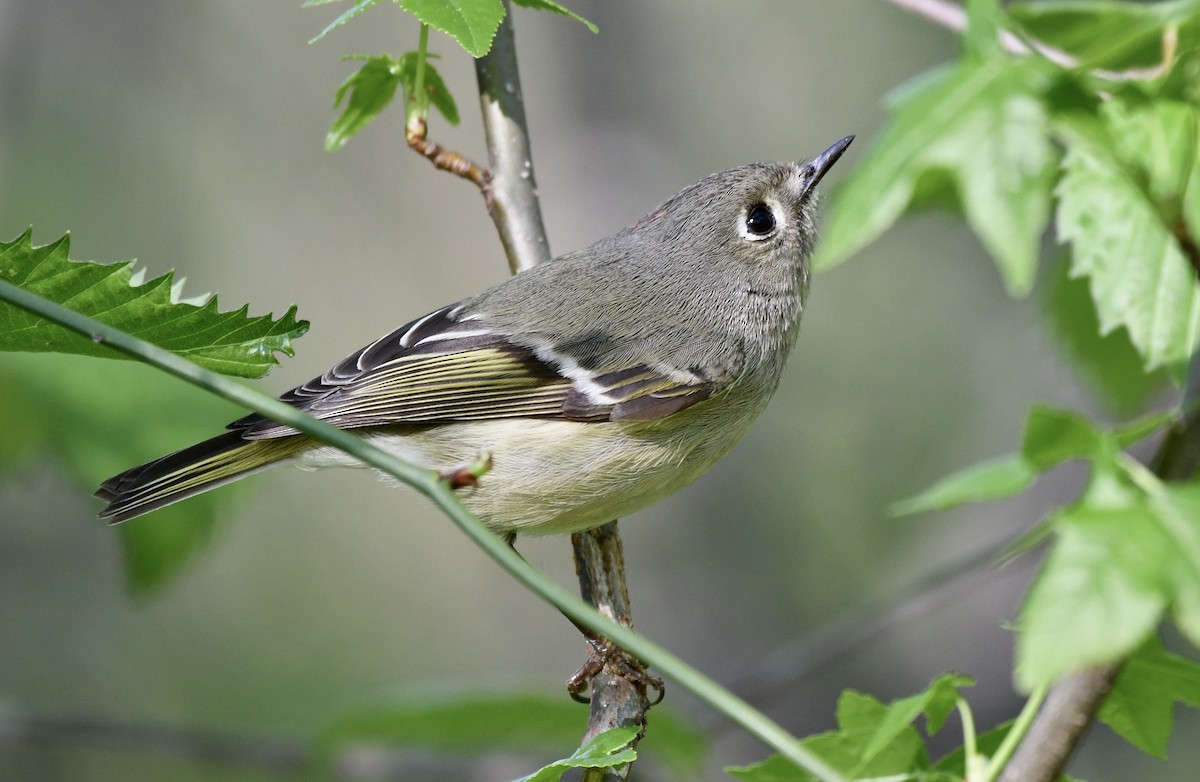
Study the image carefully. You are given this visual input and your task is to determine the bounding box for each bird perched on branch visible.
[97,136,853,534]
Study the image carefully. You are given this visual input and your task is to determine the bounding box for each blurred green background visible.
[1,1,1195,780]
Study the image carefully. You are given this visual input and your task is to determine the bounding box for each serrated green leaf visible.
[815,58,1057,296]
[0,353,243,591]
[1044,256,1169,414]
[399,0,505,58]
[727,691,929,782]
[1017,503,1170,690]
[511,0,596,33]
[515,726,638,782]
[1021,405,1103,469]
[308,0,383,44]
[861,674,974,764]
[327,55,404,151]
[1009,0,1200,72]
[1099,635,1200,758]
[891,455,1036,517]
[0,231,307,379]
[1055,102,1200,379]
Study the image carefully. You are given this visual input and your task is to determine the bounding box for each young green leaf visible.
[922,673,976,735]
[511,0,596,33]
[328,55,404,151]
[0,231,307,379]
[308,0,383,44]
[515,726,638,782]
[1099,635,1200,758]
[399,0,505,58]
[861,674,974,764]
[327,53,459,151]
[891,455,1036,517]
[400,53,459,125]
[1044,256,1168,415]
[1020,405,1102,470]
[815,57,1058,296]
[1055,102,1200,380]
[1017,501,1172,690]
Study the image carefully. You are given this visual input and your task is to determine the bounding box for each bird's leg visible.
[566,526,663,706]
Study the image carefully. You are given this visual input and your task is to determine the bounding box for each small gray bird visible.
[96,136,853,532]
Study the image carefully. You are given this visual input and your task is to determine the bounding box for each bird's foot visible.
[566,635,664,705]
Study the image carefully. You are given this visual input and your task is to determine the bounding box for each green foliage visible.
[1055,100,1200,380]
[727,675,973,782]
[398,0,506,58]
[898,404,1200,693]
[1099,635,1200,758]
[516,726,638,782]
[327,53,458,150]
[819,0,1200,387]
[1009,0,1200,71]
[0,231,307,378]
[891,456,1036,516]
[813,57,1057,295]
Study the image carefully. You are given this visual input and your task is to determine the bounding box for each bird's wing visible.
[235,304,714,439]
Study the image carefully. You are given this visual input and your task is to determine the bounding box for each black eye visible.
[744,203,776,237]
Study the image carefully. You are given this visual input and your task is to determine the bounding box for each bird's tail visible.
[95,432,309,523]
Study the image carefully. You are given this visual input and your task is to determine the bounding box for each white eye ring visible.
[740,200,783,241]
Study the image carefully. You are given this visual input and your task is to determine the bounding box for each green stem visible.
[983,685,1048,782]
[407,23,430,129]
[957,698,982,780]
[0,278,848,782]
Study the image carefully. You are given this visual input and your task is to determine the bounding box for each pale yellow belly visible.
[301,389,768,535]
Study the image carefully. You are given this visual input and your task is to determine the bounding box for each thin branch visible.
[471,5,650,778]
[569,526,652,782]
[474,1,552,273]
[404,116,491,197]
[997,666,1120,782]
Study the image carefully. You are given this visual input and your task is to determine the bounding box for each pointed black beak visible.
[801,135,854,197]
